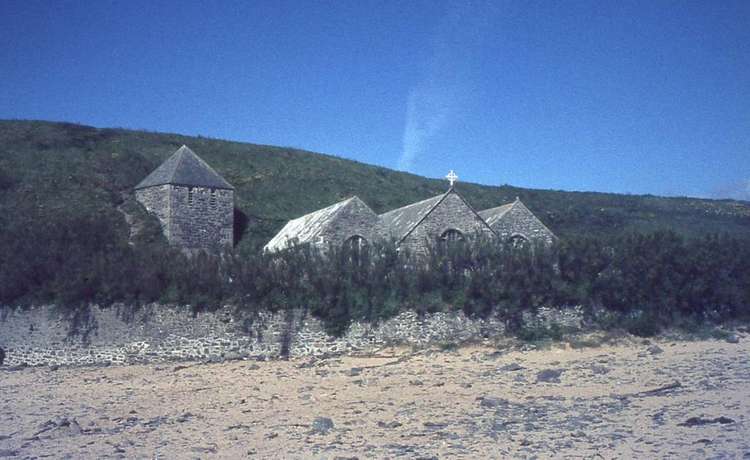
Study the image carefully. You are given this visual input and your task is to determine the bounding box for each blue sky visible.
[1,0,748,200]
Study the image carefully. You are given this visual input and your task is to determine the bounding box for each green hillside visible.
[1,120,748,253]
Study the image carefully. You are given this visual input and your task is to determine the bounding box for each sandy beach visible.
[1,334,748,459]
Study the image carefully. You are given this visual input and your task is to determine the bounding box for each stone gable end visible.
[400,192,494,256]
[316,198,381,248]
[490,203,555,246]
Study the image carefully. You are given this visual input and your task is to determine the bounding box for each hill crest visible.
[0,119,748,251]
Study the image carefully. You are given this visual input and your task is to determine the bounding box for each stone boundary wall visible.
[0,305,583,368]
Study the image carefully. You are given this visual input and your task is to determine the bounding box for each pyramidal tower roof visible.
[135,145,234,190]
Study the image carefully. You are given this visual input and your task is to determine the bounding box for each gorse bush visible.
[1,204,749,337]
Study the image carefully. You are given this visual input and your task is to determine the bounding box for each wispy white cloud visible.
[398,85,453,171]
[397,2,496,172]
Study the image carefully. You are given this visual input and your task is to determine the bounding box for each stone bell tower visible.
[134,145,234,251]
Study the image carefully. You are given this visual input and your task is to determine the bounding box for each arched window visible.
[440,229,465,245]
[344,235,368,252]
[343,235,368,263]
[509,234,530,249]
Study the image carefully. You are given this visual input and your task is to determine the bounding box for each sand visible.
[1,334,748,459]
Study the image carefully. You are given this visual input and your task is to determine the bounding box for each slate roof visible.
[134,145,234,190]
[264,196,373,252]
[379,193,445,241]
[478,201,515,226]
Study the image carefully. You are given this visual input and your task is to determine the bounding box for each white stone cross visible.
[446,170,458,187]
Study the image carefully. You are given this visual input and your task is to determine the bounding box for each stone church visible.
[135,145,234,251]
[264,171,557,254]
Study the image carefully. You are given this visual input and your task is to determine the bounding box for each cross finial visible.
[446,170,458,187]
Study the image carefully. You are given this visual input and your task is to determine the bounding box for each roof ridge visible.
[379,193,442,218]
[168,145,189,184]
[287,196,356,224]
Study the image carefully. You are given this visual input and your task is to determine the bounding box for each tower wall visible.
[136,185,233,251]
[168,185,234,250]
[135,185,172,240]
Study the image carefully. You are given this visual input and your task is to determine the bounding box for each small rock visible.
[536,368,564,383]
[377,420,402,429]
[143,416,168,428]
[590,365,610,375]
[176,413,193,423]
[409,379,424,386]
[479,396,511,408]
[346,367,363,377]
[423,421,448,430]
[310,417,334,434]
[500,363,524,372]
[36,416,82,437]
[679,416,735,427]
[726,334,740,344]
[484,351,503,360]
[647,345,664,355]
[247,364,261,370]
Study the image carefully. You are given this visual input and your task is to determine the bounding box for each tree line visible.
[1,208,748,337]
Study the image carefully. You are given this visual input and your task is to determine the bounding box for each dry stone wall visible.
[0,305,583,368]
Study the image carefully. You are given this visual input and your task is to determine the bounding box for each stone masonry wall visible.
[135,185,172,240]
[491,203,556,246]
[401,192,494,256]
[0,305,583,368]
[169,185,233,250]
[316,198,383,249]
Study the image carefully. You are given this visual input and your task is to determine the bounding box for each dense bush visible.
[1,204,748,337]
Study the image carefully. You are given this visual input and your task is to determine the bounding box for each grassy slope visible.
[1,120,748,252]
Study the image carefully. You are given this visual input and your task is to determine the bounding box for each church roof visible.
[264,196,373,252]
[379,193,445,241]
[478,201,515,226]
[134,145,234,190]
